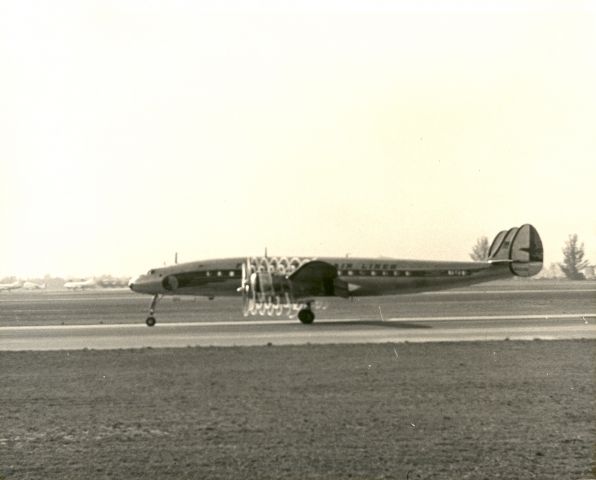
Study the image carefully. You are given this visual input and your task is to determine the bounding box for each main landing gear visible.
[297,302,315,324]
[145,294,160,327]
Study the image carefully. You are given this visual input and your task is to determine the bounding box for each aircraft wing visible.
[288,260,350,298]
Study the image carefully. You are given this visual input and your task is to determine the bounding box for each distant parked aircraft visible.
[22,281,46,290]
[64,278,96,290]
[0,281,22,292]
[130,224,543,327]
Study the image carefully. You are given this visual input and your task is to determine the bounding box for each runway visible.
[1,313,595,350]
[1,281,595,350]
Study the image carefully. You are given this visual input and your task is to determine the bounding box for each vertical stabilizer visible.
[489,227,519,261]
[488,224,543,277]
[509,224,543,276]
[487,230,507,258]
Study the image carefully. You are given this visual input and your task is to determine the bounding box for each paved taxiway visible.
[1,281,595,350]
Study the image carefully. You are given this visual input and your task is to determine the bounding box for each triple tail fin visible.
[487,224,543,277]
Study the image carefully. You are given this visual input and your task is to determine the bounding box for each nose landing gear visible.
[145,294,161,327]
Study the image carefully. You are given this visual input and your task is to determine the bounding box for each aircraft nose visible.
[128,273,163,294]
[128,276,138,291]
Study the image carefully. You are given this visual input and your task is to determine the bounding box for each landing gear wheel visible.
[298,309,315,324]
[144,294,160,326]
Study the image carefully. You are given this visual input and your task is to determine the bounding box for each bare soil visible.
[1,340,594,479]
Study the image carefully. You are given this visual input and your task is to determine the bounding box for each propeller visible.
[240,257,255,316]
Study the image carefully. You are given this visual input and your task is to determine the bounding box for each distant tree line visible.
[559,234,590,280]
[469,236,489,261]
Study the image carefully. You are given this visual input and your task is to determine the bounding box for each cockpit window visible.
[148,269,155,275]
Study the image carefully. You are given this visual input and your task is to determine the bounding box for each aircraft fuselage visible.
[128,224,543,326]
[129,256,511,298]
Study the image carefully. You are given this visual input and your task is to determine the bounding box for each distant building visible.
[581,266,595,279]
[97,276,131,288]
[535,263,564,279]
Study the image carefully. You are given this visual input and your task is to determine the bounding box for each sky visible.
[1,0,595,278]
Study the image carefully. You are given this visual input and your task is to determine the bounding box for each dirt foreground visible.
[1,340,594,479]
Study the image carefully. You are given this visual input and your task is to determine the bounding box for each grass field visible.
[1,340,594,479]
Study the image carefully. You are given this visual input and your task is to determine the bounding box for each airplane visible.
[22,281,46,290]
[0,281,22,292]
[64,278,96,290]
[129,224,543,327]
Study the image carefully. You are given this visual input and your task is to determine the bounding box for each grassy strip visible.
[1,340,594,479]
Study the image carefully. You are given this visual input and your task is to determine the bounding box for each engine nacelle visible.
[252,272,291,295]
[241,256,316,318]
[162,275,179,291]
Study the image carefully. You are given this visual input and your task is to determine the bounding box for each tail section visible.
[488,224,543,277]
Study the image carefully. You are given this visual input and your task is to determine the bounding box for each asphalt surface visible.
[1,280,595,350]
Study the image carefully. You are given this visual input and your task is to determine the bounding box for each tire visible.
[298,309,315,324]
[146,316,156,327]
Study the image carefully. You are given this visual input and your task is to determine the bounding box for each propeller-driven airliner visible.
[64,278,96,290]
[22,281,46,290]
[129,224,543,327]
[0,281,23,292]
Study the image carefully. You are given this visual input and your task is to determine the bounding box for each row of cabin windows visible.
[198,270,471,278]
[153,268,471,279]
[333,264,470,276]
[205,270,238,278]
[338,269,471,277]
